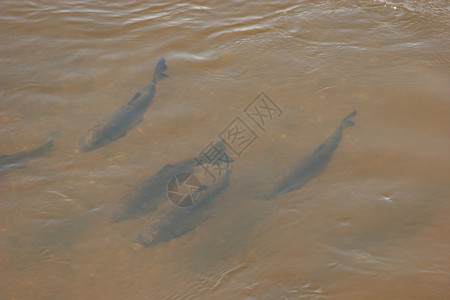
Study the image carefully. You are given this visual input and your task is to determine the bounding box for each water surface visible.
[1,0,449,299]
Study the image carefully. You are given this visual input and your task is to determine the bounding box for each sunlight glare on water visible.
[1,0,449,299]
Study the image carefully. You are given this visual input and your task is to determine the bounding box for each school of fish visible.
[1,57,357,249]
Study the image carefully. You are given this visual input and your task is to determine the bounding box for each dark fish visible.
[133,168,231,248]
[257,111,357,200]
[111,159,196,223]
[77,57,169,152]
[0,131,60,170]
[111,140,231,222]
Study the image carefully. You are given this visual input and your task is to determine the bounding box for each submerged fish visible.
[111,159,196,223]
[257,111,357,200]
[111,140,232,222]
[133,167,231,248]
[0,131,60,170]
[77,57,169,152]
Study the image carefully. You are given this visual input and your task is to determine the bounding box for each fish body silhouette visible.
[78,58,168,152]
[257,111,357,200]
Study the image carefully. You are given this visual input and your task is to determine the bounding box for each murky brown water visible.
[1,0,449,299]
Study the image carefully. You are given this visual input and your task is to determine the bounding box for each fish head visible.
[78,129,98,152]
[133,224,171,248]
[133,229,156,248]
[77,125,112,152]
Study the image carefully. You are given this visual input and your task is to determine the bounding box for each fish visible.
[77,57,169,152]
[133,167,231,248]
[111,159,196,223]
[257,111,357,200]
[111,140,232,223]
[0,131,60,170]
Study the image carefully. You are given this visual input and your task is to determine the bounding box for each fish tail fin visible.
[46,130,60,143]
[43,130,60,153]
[217,139,235,163]
[340,111,357,129]
[212,139,226,152]
[152,57,169,82]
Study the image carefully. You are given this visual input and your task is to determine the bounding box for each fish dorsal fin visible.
[128,92,142,105]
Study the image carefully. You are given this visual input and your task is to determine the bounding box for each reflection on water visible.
[1,0,449,299]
